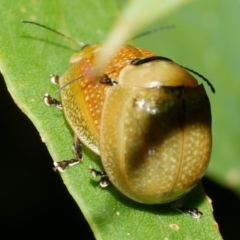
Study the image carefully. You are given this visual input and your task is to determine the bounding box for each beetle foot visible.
[185,208,203,219]
[72,137,83,161]
[99,74,117,86]
[43,93,62,109]
[50,74,60,85]
[53,159,80,172]
[89,166,109,188]
[172,201,203,219]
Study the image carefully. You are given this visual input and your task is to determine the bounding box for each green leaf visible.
[0,0,222,239]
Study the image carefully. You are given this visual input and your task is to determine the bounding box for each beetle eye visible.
[130,56,173,65]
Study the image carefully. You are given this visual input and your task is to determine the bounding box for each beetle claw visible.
[43,93,62,109]
[99,176,109,188]
[186,208,203,219]
[173,205,203,219]
[53,159,80,172]
[89,166,109,187]
[89,166,106,177]
[50,74,60,85]
[99,74,117,86]
[172,199,202,219]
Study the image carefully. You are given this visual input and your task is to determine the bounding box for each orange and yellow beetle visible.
[24,21,214,218]
[53,44,213,213]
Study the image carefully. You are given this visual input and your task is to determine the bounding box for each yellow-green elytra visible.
[59,44,212,204]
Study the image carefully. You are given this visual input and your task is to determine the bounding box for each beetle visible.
[23,21,214,218]
[54,44,213,214]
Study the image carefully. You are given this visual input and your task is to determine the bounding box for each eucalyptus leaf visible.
[0,1,223,239]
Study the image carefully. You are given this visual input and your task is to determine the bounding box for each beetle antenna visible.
[130,25,175,41]
[57,75,87,92]
[21,20,85,47]
[182,66,215,93]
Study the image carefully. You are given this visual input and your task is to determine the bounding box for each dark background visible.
[1,74,239,239]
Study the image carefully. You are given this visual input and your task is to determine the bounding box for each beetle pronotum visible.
[23,21,214,218]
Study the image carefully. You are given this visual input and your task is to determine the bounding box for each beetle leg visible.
[89,166,109,188]
[172,196,203,219]
[72,135,83,162]
[43,74,62,108]
[53,159,80,172]
[43,93,62,109]
[99,74,117,86]
[45,76,83,171]
[50,74,60,85]
[52,137,82,172]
